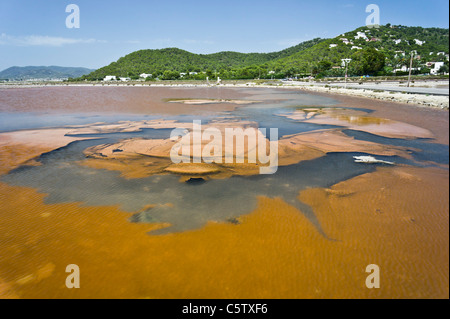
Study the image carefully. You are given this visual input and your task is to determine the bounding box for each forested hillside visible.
[77,25,449,81]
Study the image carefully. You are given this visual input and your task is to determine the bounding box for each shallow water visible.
[0,87,448,299]
[0,88,441,236]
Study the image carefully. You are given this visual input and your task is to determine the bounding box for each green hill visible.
[78,25,449,81]
[269,25,449,76]
[78,38,324,81]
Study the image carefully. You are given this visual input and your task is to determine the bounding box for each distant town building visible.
[414,39,425,46]
[430,62,445,75]
[394,66,420,73]
[119,77,131,82]
[351,46,363,50]
[140,73,152,78]
[354,31,368,40]
[329,44,338,48]
[340,38,352,45]
[104,76,117,81]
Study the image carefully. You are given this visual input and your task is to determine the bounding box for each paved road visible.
[329,83,449,96]
[281,81,450,96]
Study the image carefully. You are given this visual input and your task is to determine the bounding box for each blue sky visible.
[0,0,448,71]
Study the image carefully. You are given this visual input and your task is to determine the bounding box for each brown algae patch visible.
[80,126,412,180]
[284,107,434,139]
[81,123,271,179]
[0,144,52,176]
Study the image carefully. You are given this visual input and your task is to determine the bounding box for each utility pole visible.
[342,58,352,89]
[407,51,414,88]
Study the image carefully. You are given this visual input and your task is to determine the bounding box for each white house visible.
[430,62,445,75]
[119,77,131,82]
[189,72,198,75]
[393,39,402,45]
[104,76,117,81]
[394,66,421,73]
[351,46,362,50]
[437,52,446,56]
[354,32,368,40]
[414,39,425,46]
[329,44,338,48]
[140,73,152,78]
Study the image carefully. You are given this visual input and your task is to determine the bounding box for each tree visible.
[351,47,386,75]
[317,60,332,72]
[438,62,449,74]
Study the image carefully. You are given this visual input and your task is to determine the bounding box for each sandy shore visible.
[292,85,449,109]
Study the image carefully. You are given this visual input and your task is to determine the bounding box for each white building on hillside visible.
[431,62,445,75]
[355,32,368,40]
[104,76,117,81]
[140,73,152,78]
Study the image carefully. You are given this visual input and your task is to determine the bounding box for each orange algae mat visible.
[0,145,448,298]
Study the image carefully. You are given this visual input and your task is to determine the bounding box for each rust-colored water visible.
[0,87,448,299]
[0,87,248,115]
[0,161,447,298]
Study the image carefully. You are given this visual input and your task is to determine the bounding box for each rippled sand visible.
[0,158,447,298]
[80,127,410,180]
[283,107,435,139]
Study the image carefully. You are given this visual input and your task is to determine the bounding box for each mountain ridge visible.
[0,66,96,80]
